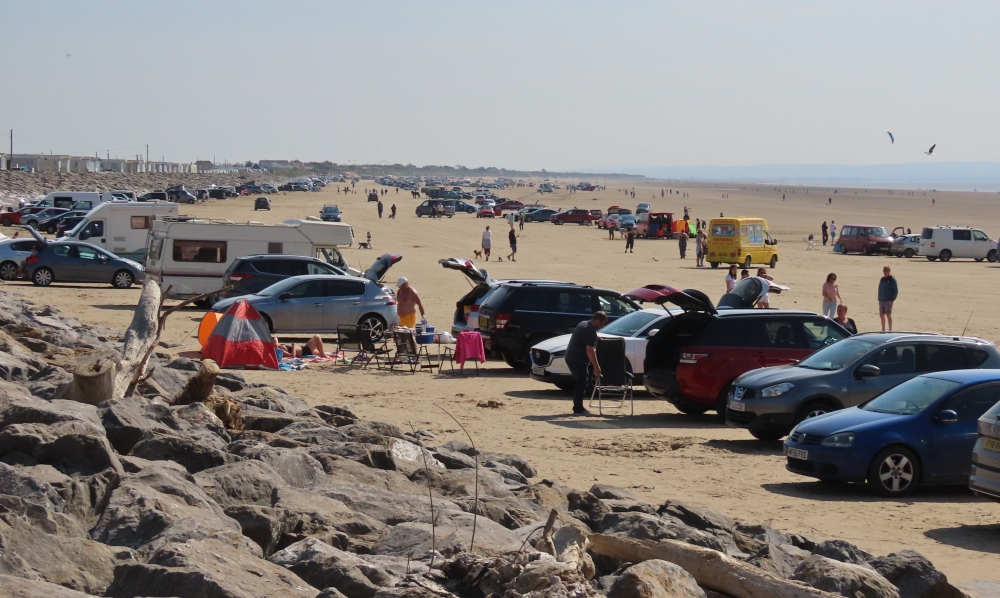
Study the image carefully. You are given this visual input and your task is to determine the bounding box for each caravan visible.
[144,218,357,302]
[63,202,179,262]
[33,191,124,212]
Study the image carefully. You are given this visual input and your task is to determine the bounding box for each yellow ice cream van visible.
[706,217,779,269]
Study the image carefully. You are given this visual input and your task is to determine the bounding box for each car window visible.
[326,280,366,297]
[307,262,338,275]
[87,221,104,237]
[284,281,326,298]
[953,229,972,241]
[864,376,962,415]
[973,230,990,241]
[11,241,41,252]
[598,295,634,318]
[865,344,917,375]
[76,245,98,260]
[553,291,594,314]
[943,384,1000,421]
[867,227,888,236]
[173,240,227,263]
[692,318,746,347]
[599,311,663,337]
[800,319,849,350]
[919,344,970,372]
[969,349,992,367]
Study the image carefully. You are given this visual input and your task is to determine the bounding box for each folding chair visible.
[390,328,420,373]
[443,330,484,376]
[589,337,634,415]
[804,235,817,250]
[336,325,364,364]
[340,324,391,369]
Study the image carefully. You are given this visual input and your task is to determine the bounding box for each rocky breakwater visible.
[0,288,989,598]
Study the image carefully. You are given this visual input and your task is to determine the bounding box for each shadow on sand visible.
[924,522,1000,554]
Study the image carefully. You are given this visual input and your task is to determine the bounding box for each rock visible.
[437,439,478,456]
[130,429,236,473]
[105,538,318,598]
[307,452,426,496]
[319,482,460,526]
[430,447,476,470]
[272,486,385,547]
[0,396,101,430]
[215,371,248,392]
[372,509,525,558]
[553,523,596,580]
[98,397,173,454]
[869,550,966,598]
[607,559,707,598]
[0,420,123,477]
[0,351,32,382]
[453,495,549,530]
[603,500,659,515]
[792,555,900,598]
[165,357,200,371]
[235,386,312,414]
[483,460,528,488]
[318,590,349,598]
[276,420,350,444]
[224,505,299,557]
[242,405,311,433]
[309,441,397,470]
[0,461,69,512]
[225,442,326,489]
[170,402,231,442]
[0,574,100,597]
[658,500,737,535]
[442,551,589,598]
[746,541,812,579]
[598,512,727,553]
[340,421,405,443]
[388,438,444,468]
[144,363,191,397]
[479,450,537,478]
[569,490,613,530]
[268,537,384,597]
[408,465,517,499]
[813,538,875,565]
[196,459,289,508]
[590,483,640,501]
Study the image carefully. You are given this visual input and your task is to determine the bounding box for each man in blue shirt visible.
[878,266,899,331]
[564,311,608,415]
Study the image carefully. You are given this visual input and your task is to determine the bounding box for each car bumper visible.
[725,392,799,435]
[970,441,1000,502]
[782,441,869,482]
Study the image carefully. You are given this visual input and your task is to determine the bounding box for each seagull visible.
[924,144,936,156]
[887,132,894,144]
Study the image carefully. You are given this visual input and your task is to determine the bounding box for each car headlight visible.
[760,382,794,398]
[821,432,855,448]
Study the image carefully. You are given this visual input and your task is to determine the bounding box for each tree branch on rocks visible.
[409,421,436,569]
[434,403,478,553]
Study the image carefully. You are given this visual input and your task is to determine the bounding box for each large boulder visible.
[812,539,875,565]
[607,559,707,598]
[269,537,390,597]
[196,459,289,508]
[0,420,122,476]
[225,442,326,489]
[0,573,100,597]
[372,509,525,558]
[318,482,459,526]
[868,550,967,598]
[0,396,101,430]
[272,486,385,550]
[598,512,727,553]
[792,555,901,598]
[98,397,174,454]
[130,429,236,473]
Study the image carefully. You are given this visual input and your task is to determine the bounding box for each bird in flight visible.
[887,132,894,144]
[924,144,936,156]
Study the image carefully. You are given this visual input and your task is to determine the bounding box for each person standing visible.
[829,221,837,246]
[506,227,517,262]
[678,231,688,259]
[564,311,608,415]
[624,225,635,253]
[390,204,397,219]
[756,268,774,307]
[821,221,829,245]
[878,266,898,331]
[822,273,841,318]
[835,304,858,334]
[518,212,524,231]
[377,200,384,219]
[696,229,707,267]
[725,265,738,291]
[395,277,425,329]
[482,225,492,260]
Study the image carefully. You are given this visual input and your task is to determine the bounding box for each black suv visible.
[224,255,347,297]
[254,197,271,210]
[477,282,639,368]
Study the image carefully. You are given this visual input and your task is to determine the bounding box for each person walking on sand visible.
[565,311,608,415]
[696,229,707,267]
[624,225,635,253]
[518,212,524,231]
[878,266,898,331]
[829,221,837,246]
[395,277,425,329]
[678,231,687,259]
[481,225,492,260]
[822,273,841,318]
[821,221,829,245]
[756,268,774,307]
[377,200,384,219]
[507,226,518,262]
[390,204,397,219]
[725,265,738,291]
[835,304,858,335]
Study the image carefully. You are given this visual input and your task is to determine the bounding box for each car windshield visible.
[797,338,879,370]
[599,311,664,337]
[255,278,298,297]
[863,376,962,415]
[867,227,889,236]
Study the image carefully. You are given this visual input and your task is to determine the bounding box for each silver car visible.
[212,274,400,339]
[0,237,45,280]
[24,240,144,288]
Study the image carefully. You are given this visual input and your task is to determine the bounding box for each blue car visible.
[784,370,1000,497]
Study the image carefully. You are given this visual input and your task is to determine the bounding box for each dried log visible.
[174,359,220,406]
[54,349,121,405]
[113,278,162,400]
[588,534,840,598]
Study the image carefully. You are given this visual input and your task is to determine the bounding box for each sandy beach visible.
[4,179,999,585]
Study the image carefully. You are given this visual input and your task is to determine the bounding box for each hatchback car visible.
[523,208,560,223]
[837,225,893,255]
[212,275,399,339]
[643,277,849,417]
[476,205,496,218]
[0,206,46,228]
[970,399,1000,502]
[23,240,143,288]
[890,233,921,258]
[224,253,399,299]
[254,197,271,211]
[320,205,342,222]
[784,370,1000,497]
[727,333,1000,440]
[551,209,598,225]
[22,208,70,229]
[0,238,45,280]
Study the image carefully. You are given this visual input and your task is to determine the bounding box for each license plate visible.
[984,438,1000,453]
[728,401,745,412]
[787,447,808,461]
[531,366,545,376]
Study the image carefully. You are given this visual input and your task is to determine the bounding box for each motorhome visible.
[144,218,356,302]
[64,202,179,262]
[33,191,123,211]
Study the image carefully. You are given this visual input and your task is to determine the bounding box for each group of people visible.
[822,267,898,333]
[480,225,519,262]
[820,221,837,246]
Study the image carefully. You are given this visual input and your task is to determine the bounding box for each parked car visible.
[261,184,278,194]
[837,225,893,255]
[320,205,342,222]
[727,333,1000,440]
[784,370,1000,497]
[416,200,456,217]
[0,237,45,279]
[56,215,86,238]
[0,206,47,227]
[138,191,168,202]
[22,208,69,229]
[212,275,399,340]
[22,239,143,289]
[920,226,998,262]
[477,205,496,218]
[970,396,1000,502]
[477,281,639,368]
[524,209,560,223]
[254,197,271,211]
[551,209,598,225]
[636,202,651,215]
[618,214,637,230]
[643,277,849,417]
[37,210,88,235]
[599,208,630,229]
[453,200,478,214]
[223,253,399,299]
[497,199,524,211]
[890,233,922,258]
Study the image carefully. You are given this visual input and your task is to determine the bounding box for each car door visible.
[928,383,1000,482]
[64,244,106,283]
[951,229,972,258]
[744,317,809,368]
[972,229,992,259]
[323,279,368,331]
[270,280,326,332]
[849,344,918,405]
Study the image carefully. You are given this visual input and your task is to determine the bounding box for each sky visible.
[1,1,998,172]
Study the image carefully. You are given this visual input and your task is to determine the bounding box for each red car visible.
[476,205,496,218]
[496,199,524,210]
[642,278,849,417]
[550,208,598,225]
[1,206,46,228]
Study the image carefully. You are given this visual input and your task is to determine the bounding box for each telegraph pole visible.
[8,130,11,170]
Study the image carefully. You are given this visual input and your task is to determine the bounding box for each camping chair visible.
[442,330,484,376]
[337,325,363,363]
[359,329,392,370]
[804,235,818,250]
[390,328,421,373]
[588,337,634,415]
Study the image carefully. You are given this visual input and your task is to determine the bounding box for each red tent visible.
[202,300,279,370]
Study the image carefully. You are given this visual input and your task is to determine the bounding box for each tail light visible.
[679,352,709,364]
[376,294,396,306]
[495,313,512,330]
[226,273,252,282]
[26,256,39,266]
[930,242,935,248]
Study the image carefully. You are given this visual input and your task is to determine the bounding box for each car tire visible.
[675,403,708,415]
[867,445,920,497]
[45,224,57,234]
[769,255,778,268]
[188,198,195,204]
[714,383,733,422]
[749,429,784,441]
[556,219,564,225]
[903,248,915,258]
[359,313,387,341]
[0,217,11,227]
[260,313,274,334]
[743,255,752,269]
[796,400,833,424]
[32,267,53,287]
[710,262,719,268]
[112,270,134,289]
[25,220,38,228]
[862,246,871,256]
[840,244,849,254]
[0,261,18,280]
[939,249,952,262]
[989,249,999,262]
[503,353,519,368]
[926,256,936,261]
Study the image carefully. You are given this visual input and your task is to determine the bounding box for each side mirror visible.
[646,329,660,337]
[936,410,958,423]
[856,364,881,378]
[278,292,292,301]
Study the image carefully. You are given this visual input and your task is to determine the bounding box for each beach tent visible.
[201,300,279,369]
[198,311,223,350]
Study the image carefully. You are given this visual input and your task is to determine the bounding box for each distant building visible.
[6,153,196,173]
[195,160,214,172]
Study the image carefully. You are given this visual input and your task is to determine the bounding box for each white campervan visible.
[64,202,179,262]
[144,218,356,301]
[919,226,998,262]
[33,191,123,212]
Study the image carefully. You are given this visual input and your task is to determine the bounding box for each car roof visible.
[850,331,993,346]
[283,274,368,283]
[238,254,325,262]
[712,309,830,317]
[924,369,1000,384]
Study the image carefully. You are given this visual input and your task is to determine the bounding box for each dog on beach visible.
[473,249,483,259]
[358,242,371,249]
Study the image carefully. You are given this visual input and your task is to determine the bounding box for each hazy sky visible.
[2,1,998,171]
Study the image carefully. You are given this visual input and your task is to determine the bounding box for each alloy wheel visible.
[877,453,915,494]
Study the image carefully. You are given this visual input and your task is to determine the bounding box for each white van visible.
[144,218,356,301]
[33,191,123,212]
[65,202,179,262]
[920,226,998,262]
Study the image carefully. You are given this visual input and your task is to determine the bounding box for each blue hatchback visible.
[784,370,1000,497]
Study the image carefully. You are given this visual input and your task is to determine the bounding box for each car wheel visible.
[926,256,936,261]
[0,261,19,280]
[188,198,196,204]
[25,220,38,228]
[862,245,871,256]
[45,224,57,234]
[710,262,719,269]
[840,244,849,254]
[260,314,274,334]
[749,429,784,441]
[359,314,387,341]
[743,255,752,269]
[524,217,532,223]
[674,403,708,415]
[769,255,778,268]
[112,270,134,289]
[714,383,733,422]
[503,352,519,368]
[939,249,952,262]
[555,219,564,225]
[867,445,920,497]
[32,267,53,287]
[796,400,833,424]
[903,248,915,258]
[0,217,11,227]
[989,249,999,262]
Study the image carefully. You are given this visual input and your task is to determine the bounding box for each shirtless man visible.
[395,277,425,329]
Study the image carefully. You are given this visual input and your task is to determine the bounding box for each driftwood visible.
[539,509,559,557]
[588,534,840,598]
[55,349,121,405]
[175,359,220,405]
